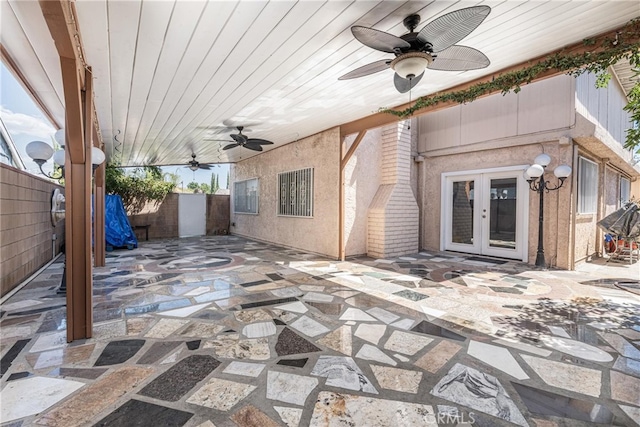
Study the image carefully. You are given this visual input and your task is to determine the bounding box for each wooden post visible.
[41,0,95,341]
[61,56,92,341]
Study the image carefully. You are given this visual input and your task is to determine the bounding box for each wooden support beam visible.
[338,130,367,261]
[59,57,84,163]
[38,0,85,86]
[341,131,367,170]
[339,24,637,138]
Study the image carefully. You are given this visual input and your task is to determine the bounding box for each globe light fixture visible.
[25,128,106,179]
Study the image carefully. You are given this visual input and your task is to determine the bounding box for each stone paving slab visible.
[1,235,639,426]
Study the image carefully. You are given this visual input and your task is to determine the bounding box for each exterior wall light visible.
[25,129,106,179]
[525,154,572,267]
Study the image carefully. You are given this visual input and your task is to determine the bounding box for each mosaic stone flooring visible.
[1,235,640,426]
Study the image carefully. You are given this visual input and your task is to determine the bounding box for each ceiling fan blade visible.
[338,59,391,80]
[246,138,273,145]
[230,133,248,144]
[393,72,424,94]
[428,45,490,71]
[351,26,411,53]
[223,143,240,150]
[417,5,490,53]
[199,164,212,170]
[244,143,263,152]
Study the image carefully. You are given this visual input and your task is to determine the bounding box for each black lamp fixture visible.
[25,129,105,179]
[524,153,572,267]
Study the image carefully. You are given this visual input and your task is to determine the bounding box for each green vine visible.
[105,164,176,215]
[381,18,640,150]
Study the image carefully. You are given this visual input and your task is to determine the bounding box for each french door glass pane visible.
[452,180,474,244]
[489,178,517,249]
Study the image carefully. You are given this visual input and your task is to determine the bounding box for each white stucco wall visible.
[344,128,382,256]
[231,127,340,258]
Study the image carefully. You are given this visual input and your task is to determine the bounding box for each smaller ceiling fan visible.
[186,154,212,171]
[208,126,274,152]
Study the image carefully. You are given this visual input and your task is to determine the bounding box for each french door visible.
[442,167,529,261]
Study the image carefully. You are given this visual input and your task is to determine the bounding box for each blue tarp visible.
[105,194,138,248]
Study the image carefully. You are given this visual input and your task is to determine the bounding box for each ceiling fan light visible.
[391,52,431,79]
[189,164,199,171]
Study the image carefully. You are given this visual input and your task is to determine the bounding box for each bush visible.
[105,164,176,214]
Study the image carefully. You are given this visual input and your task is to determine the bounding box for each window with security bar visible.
[278,168,314,217]
[234,178,259,214]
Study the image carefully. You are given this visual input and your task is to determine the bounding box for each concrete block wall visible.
[0,164,65,296]
[206,195,230,235]
[128,193,180,240]
[367,121,419,258]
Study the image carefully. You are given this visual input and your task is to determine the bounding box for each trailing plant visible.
[623,74,640,152]
[380,18,640,150]
[105,164,176,214]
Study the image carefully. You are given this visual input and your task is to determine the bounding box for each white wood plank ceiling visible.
[2,0,639,167]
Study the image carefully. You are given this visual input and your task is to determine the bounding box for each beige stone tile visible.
[370,365,423,393]
[310,392,437,426]
[532,419,558,427]
[204,335,270,360]
[187,378,256,411]
[234,309,273,323]
[26,344,95,370]
[179,322,225,338]
[414,340,461,373]
[144,319,189,338]
[521,355,601,397]
[34,366,153,426]
[231,405,280,427]
[274,406,302,427]
[126,317,154,336]
[611,371,640,406]
[317,325,352,356]
[384,331,433,356]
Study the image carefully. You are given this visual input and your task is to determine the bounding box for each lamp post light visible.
[524,153,572,267]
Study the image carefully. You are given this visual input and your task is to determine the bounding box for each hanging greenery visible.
[105,164,176,214]
[380,18,640,150]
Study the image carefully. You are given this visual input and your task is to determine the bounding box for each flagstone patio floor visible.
[1,235,639,426]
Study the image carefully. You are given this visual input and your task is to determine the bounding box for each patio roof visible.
[2,1,639,167]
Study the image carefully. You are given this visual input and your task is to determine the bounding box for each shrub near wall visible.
[0,164,65,296]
